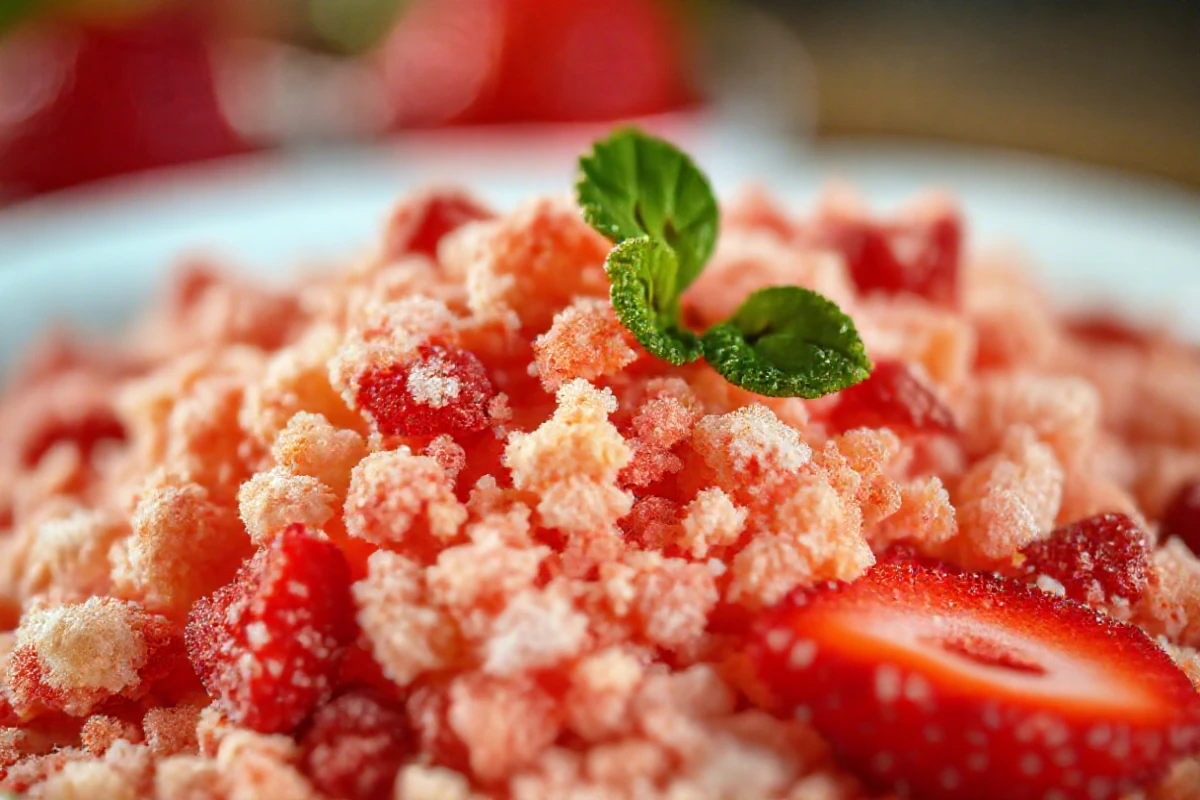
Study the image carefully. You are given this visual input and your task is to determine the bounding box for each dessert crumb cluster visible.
[1,175,1200,800]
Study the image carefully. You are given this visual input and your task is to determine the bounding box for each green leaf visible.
[606,236,701,365]
[701,286,872,398]
[0,0,39,34]
[576,127,718,292]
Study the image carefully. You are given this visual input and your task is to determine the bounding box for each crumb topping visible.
[1,181,1199,800]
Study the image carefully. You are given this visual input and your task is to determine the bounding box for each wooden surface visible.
[753,0,1200,188]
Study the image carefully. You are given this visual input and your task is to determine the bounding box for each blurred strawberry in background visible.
[382,0,696,126]
[0,0,699,204]
[0,1,248,202]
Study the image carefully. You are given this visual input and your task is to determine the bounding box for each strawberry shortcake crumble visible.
[1,130,1200,800]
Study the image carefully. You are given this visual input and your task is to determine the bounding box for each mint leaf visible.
[576,127,718,292]
[700,286,872,398]
[606,236,701,365]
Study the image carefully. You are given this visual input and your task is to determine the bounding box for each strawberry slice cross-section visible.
[749,559,1200,800]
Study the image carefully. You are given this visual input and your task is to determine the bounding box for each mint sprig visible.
[576,128,872,399]
[700,287,872,398]
[607,237,701,365]
[577,127,718,290]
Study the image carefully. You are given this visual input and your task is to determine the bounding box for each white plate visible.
[3,123,1200,377]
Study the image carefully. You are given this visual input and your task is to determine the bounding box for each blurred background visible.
[1,0,1197,204]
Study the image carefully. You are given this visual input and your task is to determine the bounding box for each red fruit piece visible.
[7,600,181,719]
[828,360,958,436]
[384,190,493,261]
[356,345,496,438]
[1161,480,1200,557]
[823,201,962,305]
[22,408,126,467]
[1065,314,1153,349]
[185,524,356,734]
[381,0,695,127]
[301,690,411,800]
[750,560,1200,800]
[1019,513,1150,606]
[618,496,681,550]
[0,12,247,201]
[406,680,470,774]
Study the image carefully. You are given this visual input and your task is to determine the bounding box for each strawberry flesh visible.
[1161,480,1200,558]
[301,689,411,800]
[383,191,493,262]
[185,524,356,734]
[21,408,126,467]
[1019,513,1150,606]
[750,560,1200,800]
[827,360,958,436]
[356,345,496,438]
[821,204,962,306]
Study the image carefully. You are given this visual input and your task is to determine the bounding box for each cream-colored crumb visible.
[875,476,958,548]
[815,428,903,530]
[858,296,977,391]
[448,673,561,783]
[441,196,610,332]
[952,425,1064,567]
[154,755,226,800]
[423,435,467,481]
[484,585,590,676]
[271,411,367,496]
[215,730,317,800]
[694,405,812,482]
[1137,538,1200,647]
[240,325,359,446]
[394,764,476,800]
[531,298,638,391]
[344,449,467,546]
[20,509,126,600]
[679,488,747,559]
[967,373,1101,467]
[80,714,141,756]
[426,535,547,616]
[727,470,873,609]
[36,759,137,800]
[354,551,458,687]
[563,647,646,742]
[122,478,247,613]
[505,380,631,489]
[144,706,202,757]
[504,380,633,533]
[601,553,719,651]
[12,598,147,713]
[237,467,337,546]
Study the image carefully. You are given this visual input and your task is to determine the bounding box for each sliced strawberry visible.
[355,345,496,438]
[1019,513,1150,606]
[1161,480,1200,558]
[827,360,958,436]
[750,560,1200,800]
[383,190,493,262]
[185,524,356,734]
